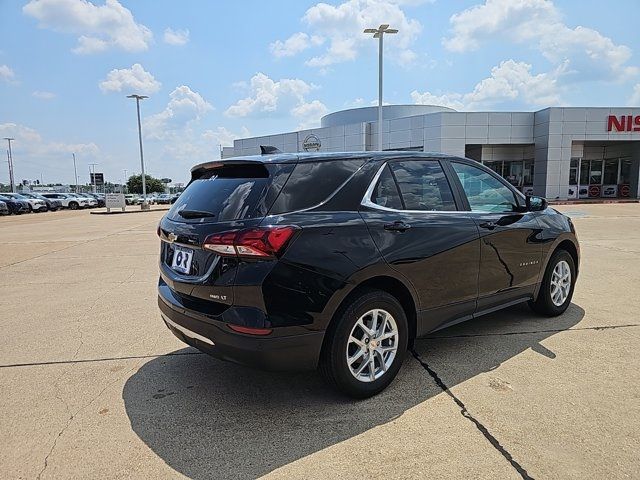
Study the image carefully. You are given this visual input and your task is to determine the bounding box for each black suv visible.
[158,151,579,398]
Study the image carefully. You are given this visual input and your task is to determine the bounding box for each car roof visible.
[190,150,461,173]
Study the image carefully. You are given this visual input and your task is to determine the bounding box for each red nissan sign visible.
[607,115,640,132]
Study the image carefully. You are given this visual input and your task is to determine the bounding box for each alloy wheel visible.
[346,309,398,382]
[551,260,571,306]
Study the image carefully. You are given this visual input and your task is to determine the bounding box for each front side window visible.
[452,162,518,213]
[389,160,456,211]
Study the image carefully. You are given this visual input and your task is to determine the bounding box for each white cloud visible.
[270,32,324,58]
[444,0,636,78]
[630,84,640,106]
[411,60,561,110]
[0,122,99,158]
[144,86,213,140]
[292,100,329,129]
[23,0,153,54]
[410,91,465,110]
[225,72,318,117]
[0,64,16,83]
[270,0,423,68]
[32,90,56,100]
[99,64,161,94]
[163,28,189,46]
[202,126,251,147]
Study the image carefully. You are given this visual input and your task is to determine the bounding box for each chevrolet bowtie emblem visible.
[168,233,177,243]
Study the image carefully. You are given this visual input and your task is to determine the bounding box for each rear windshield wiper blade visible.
[177,209,216,219]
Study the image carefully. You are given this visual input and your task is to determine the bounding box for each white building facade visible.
[224,105,640,201]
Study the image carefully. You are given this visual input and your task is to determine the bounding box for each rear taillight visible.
[203,226,299,258]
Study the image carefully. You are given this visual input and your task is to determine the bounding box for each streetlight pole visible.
[89,163,98,193]
[127,94,149,209]
[364,24,398,152]
[123,169,128,193]
[4,137,15,192]
[72,153,79,192]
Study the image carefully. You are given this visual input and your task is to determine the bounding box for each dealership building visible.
[222,105,640,201]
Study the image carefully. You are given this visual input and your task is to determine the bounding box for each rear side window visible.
[371,165,403,209]
[389,160,456,211]
[167,163,294,223]
[269,159,365,214]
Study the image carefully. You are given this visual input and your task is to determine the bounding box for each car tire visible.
[69,201,78,210]
[529,249,576,317]
[320,289,408,399]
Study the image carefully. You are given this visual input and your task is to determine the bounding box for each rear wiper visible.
[177,209,216,219]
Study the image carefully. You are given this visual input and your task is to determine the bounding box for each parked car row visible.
[0,192,106,215]
[124,193,180,205]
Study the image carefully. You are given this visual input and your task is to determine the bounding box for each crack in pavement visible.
[36,362,142,479]
[2,323,638,369]
[0,351,203,369]
[411,349,534,480]
[421,323,640,340]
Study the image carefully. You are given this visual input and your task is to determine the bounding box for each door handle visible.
[384,221,412,232]
[479,221,497,230]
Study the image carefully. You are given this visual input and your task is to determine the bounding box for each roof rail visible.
[260,145,282,155]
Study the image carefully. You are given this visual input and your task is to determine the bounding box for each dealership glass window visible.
[481,159,533,188]
[589,160,603,184]
[619,158,632,184]
[569,158,579,185]
[579,160,590,185]
[484,161,503,177]
[523,160,534,186]
[603,159,619,185]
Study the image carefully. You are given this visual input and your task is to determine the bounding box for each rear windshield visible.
[166,163,294,223]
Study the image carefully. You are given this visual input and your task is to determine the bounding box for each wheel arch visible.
[320,275,418,356]
[534,235,580,299]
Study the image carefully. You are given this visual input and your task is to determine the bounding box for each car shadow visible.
[123,303,584,479]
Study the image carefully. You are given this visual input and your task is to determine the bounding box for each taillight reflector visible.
[227,324,273,336]
[203,226,299,258]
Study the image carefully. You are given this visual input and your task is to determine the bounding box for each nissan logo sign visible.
[302,134,321,151]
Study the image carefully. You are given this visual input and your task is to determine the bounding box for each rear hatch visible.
[159,160,295,308]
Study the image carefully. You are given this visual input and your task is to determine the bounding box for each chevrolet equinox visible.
[158,150,579,398]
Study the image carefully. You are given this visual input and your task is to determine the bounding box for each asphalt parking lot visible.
[1,204,638,479]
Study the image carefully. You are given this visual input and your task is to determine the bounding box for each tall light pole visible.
[72,153,79,192]
[364,24,398,152]
[89,163,98,193]
[4,137,15,192]
[123,169,128,193]
[127,94,148,209]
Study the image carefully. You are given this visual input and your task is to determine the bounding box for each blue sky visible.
[1,0,639,185]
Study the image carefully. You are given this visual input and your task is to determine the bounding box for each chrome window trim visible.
[360,161,465,215]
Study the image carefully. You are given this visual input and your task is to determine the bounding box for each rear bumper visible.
[158,291,325,371]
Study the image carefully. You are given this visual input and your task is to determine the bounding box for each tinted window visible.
[167,163,294,223]
[390,160,456,211]
[452,162,518,213]
[370,165,403,209]
[269,159,365,214]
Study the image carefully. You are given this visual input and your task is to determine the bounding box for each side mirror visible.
[525,195,548,212]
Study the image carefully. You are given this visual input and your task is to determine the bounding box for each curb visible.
[90,207,170,215]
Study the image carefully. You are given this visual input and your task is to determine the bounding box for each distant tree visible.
[126,174,166,194]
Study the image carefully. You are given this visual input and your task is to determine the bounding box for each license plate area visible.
[171,246,194,274]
